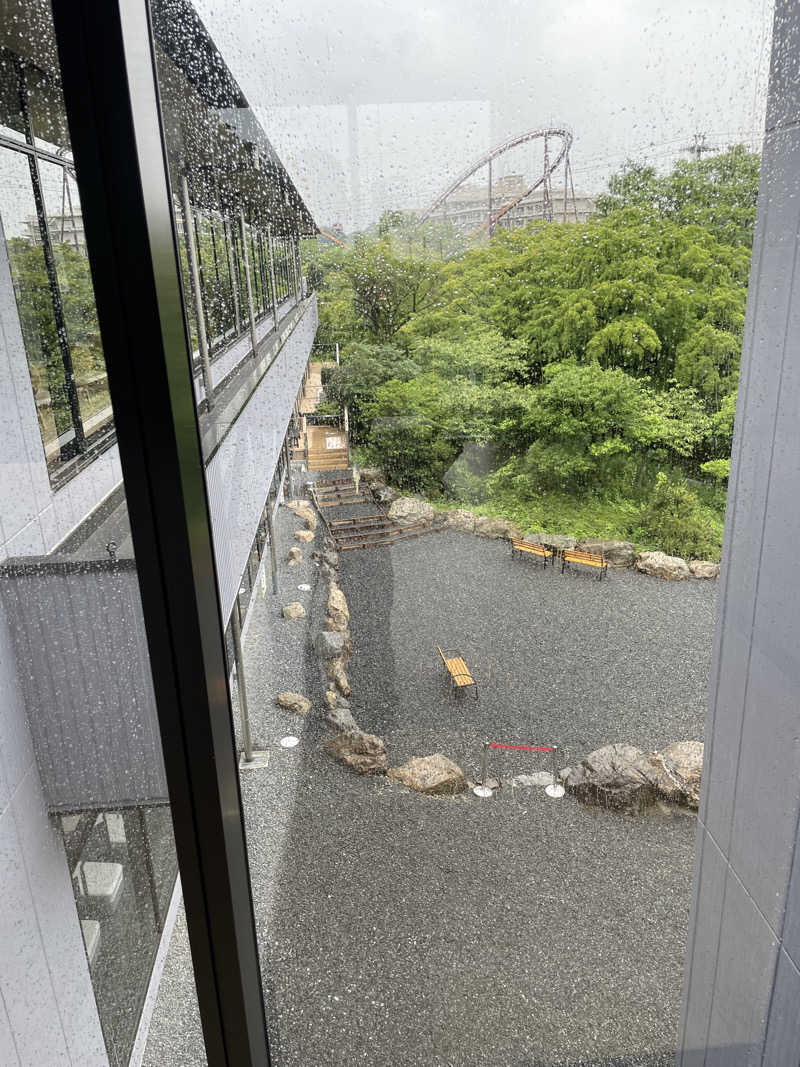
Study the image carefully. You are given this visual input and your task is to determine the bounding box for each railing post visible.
[238,211,259,360]
[267,225,280,326]
[181,174,214,411]
[225,219,242,335]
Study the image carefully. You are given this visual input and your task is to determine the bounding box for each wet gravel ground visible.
[261,531,717,1067]
[145,518,718,1067]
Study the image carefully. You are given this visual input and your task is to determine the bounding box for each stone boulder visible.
[564,744,658,812]
[325,655,351,696]
[282,602,306,620]
[313,548,339,570]
[324,731,387,775]
[474,516,522,541]
[275,691,311,716]
[575,539,636,568]
[287,547,302,566]
[326,584,350,632]
[525,531,577,551]
[388,496,435,527]
[635,551,690,581]
[315,630,346,660]
[441,509,476,533]
[374,485,399,505]
[295,529,314,543]
[388,754,467,796]
[649,741,704,809]
[283,498,311,511]
[323,689,338,709]
[689,560,720,580]
[324,705,360,734]
[293,503,317,532]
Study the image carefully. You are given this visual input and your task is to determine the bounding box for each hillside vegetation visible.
[307,147,760,560]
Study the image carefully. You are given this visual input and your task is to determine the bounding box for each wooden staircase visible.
[311,478,434,551]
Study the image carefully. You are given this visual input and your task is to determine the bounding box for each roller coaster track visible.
[417,125,574,235]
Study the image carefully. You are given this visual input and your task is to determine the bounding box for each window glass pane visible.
[38,159,112,440]
[27,64,71,154]
[0,50,27,144]
[0,145,73,461]
[0,7,206,1065]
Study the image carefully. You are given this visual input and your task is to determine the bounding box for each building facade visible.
[0,2,317,1064]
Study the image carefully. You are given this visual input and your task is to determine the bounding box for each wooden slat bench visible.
[510,537,553,567]
[437,646,478,700]
[561,548,608,580]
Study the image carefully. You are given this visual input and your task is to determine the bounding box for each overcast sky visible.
[194,0,772,230]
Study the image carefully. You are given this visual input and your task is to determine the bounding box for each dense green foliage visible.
[308,147,760,559]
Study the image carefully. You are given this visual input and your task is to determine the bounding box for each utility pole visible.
[682,132,715,163]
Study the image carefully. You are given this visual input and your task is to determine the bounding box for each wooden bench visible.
[561,548,608,580]
[510,537,553,566]
[437,646,478,700]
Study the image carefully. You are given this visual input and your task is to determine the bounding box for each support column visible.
[265,505,279,595]
[283,435,293,500]
[238,211,259,359]
[180,175,214,410]
[230,602,253,763]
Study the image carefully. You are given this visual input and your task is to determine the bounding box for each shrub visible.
[637,472,718,559]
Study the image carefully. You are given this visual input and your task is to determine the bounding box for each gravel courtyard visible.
[144,522,718,1067]
[261,530,718,1067]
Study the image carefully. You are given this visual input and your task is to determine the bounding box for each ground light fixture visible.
[280,736,300,748]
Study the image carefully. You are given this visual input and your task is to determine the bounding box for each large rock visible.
[325,705,360,734]
[324,731,387,775]
[287,546,302,566]
[295,529,314,543]
[649,741,704,809]
[283,498,311,511]
[315,630,346,660]
[474,516,522,541]
[388,754,467,796]
[323,688,338,709]
[282,602,306,620]
[564,744,658,812]
[327,583,350,631]
[293,502,317,532]
[374,485,399,505]
[689,560,720,580]
[635,551,690,581]
[525,531,577,551]
[275,691,311,716]
[441,508,476,533]
[325,655,351,696]
[388,496,435,527]
[575,538,636,567]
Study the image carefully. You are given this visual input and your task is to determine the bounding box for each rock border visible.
[360,471,719,583]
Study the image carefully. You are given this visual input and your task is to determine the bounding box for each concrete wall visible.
[207,294,318,621]
[677,4,800,1064]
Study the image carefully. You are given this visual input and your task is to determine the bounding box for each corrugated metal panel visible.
[0,560,167,810]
